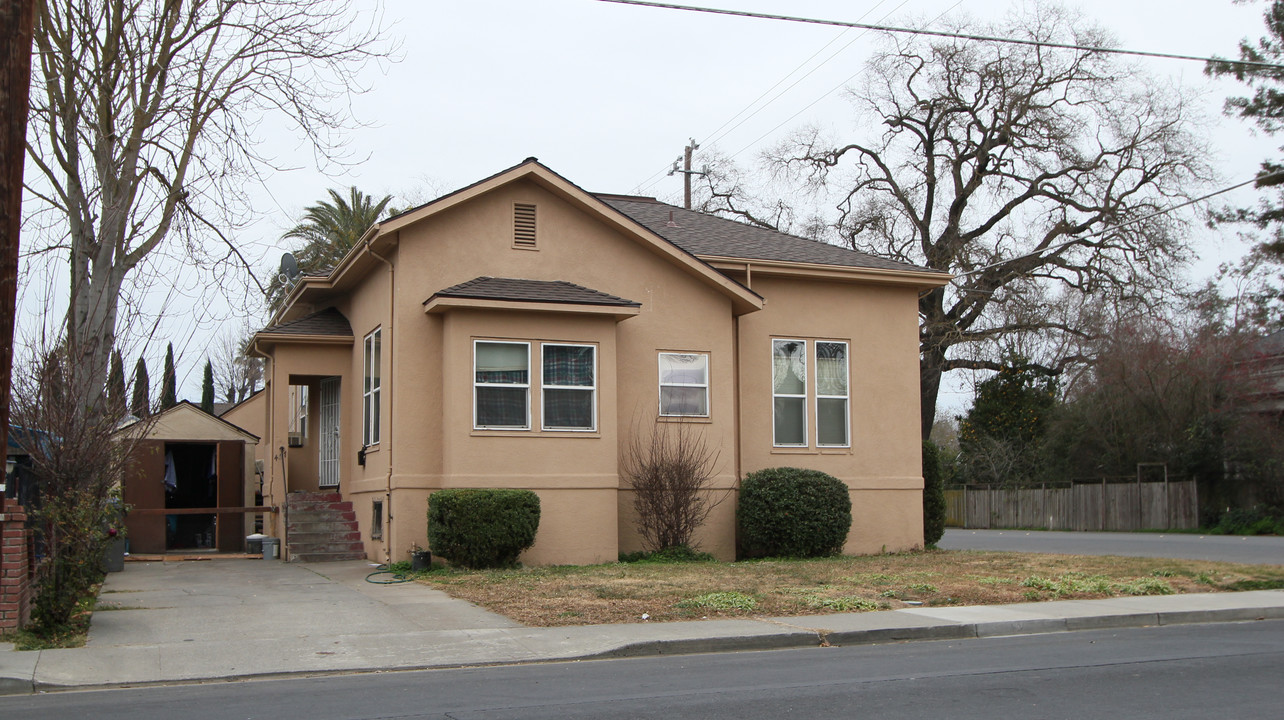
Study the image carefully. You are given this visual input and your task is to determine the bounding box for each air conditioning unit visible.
[287,433,304,448]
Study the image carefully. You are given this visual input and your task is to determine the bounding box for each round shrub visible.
[738,467,852,558]
[922,440,947,547]
[427,489,540,569]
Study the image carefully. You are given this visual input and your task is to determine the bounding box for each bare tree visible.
[621,416,724,553]
[705,4,1213,439]
[23,0,391,404]
[210,325,262,404]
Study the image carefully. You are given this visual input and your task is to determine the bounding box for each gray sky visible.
[18,0,1278,406]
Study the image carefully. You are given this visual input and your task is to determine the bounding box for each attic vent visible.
[513,203,537,249]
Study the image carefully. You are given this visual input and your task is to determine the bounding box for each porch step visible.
[284,491,368,563]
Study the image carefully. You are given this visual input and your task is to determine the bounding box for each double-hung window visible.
[772,338,850,448]
[542,344,596,431]
[816,341,850,447]
[363,329,381,446]
[474,341,531,429]
[659,352,709,417]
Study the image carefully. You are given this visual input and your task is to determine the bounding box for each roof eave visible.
[424,295,642,321]
[701,256,952,288]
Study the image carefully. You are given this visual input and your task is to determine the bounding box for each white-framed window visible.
[541,343,596,431]
[772,339,807,446]
[363,329,382,446]
[816,341,850,447]
[474,340,531,429]
[659,352,709,417]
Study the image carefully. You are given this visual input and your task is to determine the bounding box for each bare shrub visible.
[621,417,724,552]
[10,345,148,633]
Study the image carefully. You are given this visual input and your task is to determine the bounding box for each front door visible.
[318,377,340,488]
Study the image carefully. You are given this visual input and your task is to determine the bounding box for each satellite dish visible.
[279,252,301,286]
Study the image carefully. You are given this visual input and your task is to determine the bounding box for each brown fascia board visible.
[251,332,355,351]
[701,256,953,289]
[423,295,642,320]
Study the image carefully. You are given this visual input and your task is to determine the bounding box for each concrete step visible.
[289,550,368,563]
[288,520,360,534]
[287,510,357,523]
[289,530,362,544]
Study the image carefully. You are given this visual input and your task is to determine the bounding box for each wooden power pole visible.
[1,0,36,449]
[669,138,705,209]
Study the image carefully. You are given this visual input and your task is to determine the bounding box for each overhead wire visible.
[600,0,1284,72]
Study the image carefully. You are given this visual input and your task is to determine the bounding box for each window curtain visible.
[772,341,805,394]
[816,342,847,396]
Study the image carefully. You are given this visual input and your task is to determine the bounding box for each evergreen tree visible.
[160,343,177,410]
[106,349,126,412]
[957,357,1059,486]
[1207,1,1284,256]
[201,360,215,415]
[130,357,150,418]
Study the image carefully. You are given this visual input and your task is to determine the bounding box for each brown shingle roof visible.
[428,277,640,307]
[599,195,943,274]
[259,307,353,337]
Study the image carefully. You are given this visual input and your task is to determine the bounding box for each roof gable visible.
[116,401,260,443]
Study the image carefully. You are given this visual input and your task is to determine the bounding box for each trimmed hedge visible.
[738,467,851,558]
[427,489,540,569]
[922,440,947,547]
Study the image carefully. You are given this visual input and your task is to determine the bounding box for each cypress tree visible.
[131,357,150,418]
[107,349,126,412]
[161,342,177,410]
[201,360,215,415]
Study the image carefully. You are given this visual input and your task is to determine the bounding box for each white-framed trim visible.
[540,342,597,432]
[771,338,808,448]
[362,328,382,446]
[473,339,532,430]
[658,351,710,418]
[815,340,851,448]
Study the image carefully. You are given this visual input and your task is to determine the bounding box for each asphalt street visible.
[940,528,1284,564]
[3,619,1280,719]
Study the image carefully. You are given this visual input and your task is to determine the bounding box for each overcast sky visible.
[19,0,1278,407]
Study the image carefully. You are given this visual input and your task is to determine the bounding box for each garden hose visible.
[364,563,414,584]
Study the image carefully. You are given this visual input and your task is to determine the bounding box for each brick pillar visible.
[0,496,31,631]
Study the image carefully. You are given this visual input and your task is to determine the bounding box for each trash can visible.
[411,549,432,572]
[261,537,280,560]
[246,533,266,555]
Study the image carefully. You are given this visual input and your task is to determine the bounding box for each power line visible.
[600,0,1284,72]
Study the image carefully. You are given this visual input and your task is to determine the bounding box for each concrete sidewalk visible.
[2,559,1283,695]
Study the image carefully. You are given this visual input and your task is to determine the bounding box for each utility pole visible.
[668,138,706,210]
[0,0,36,456]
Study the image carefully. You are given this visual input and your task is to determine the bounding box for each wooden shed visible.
[118,402,262,554]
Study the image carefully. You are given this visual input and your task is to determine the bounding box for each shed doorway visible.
[165,443,218,550]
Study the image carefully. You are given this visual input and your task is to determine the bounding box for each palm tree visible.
[270,187,393,309]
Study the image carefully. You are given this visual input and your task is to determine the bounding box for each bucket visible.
[261,537,280,560]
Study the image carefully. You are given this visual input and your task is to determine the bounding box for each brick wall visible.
[0,496,31,631]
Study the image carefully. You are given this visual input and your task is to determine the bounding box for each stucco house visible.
[249,158,949,565]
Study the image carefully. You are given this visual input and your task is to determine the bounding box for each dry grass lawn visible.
[415,550,1284,627]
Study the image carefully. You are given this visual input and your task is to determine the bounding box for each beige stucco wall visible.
[732,273,925,553]
[258,173,927,564]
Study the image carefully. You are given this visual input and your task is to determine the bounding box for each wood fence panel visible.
[944,489,965,527]
[951,480,1198,531]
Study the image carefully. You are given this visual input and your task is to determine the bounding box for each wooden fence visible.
[944,478,1198,531]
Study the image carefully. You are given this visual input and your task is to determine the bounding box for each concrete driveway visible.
[940,529,1284,565]
[31,558,520,687]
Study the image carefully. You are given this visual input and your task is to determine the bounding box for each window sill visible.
[658,415,713,424]
[770,446,853,455]
[471,430,601,439]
